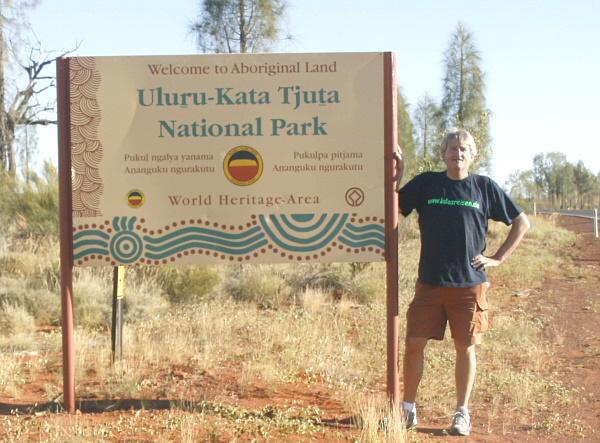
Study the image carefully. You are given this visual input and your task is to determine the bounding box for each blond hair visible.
[440,129,478,157]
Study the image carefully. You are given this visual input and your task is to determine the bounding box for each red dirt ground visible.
[1,215,598,442]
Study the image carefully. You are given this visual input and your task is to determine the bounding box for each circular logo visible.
[345,188,365,207]
[223,146,263,186]
[126,189,145,208]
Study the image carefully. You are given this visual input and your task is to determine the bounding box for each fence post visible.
[594,209,598,238]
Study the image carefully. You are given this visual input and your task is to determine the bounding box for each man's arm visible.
[471,212,530,269]
[394,146,404,184]
[394,147,406,217]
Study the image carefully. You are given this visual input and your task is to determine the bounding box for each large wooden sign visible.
[64,53,387,266]
[58,52,399,415]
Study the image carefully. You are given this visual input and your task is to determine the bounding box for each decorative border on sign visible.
[70,57,103,217]
[72,214,386,266]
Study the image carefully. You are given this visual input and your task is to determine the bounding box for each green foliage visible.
[0,250,39,279]
[304,262,353,292]
[507,153,599,209]
[412,92,444,173]
[224,264,293,308]
[72,274,112,329]
[0,301,37,337]
[346,263,386,304]
[0,239,62,327]
[440,22,491,172]
[505,169,539,207]
[0,283,61,327]
[181,401,321,439]
[121,281,170,324]
[0,162,59,241]
[404,22,491,178]
[397,87,417,178]
[0,300,39,352]
[157,265,220,304]
[190,0,288,53]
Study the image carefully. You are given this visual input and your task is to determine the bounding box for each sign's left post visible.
[57,57,76,414]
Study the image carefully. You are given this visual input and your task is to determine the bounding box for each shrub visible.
[72,275,112,329]
[224,265,293,309]
[0,163,59,241]
[0,303,38,352]
[157,265,220,304]
[0,239,60,292]
[0,251,39,279]
[300,262,354,293]
[347,263,386,304]
[123,281,170,323]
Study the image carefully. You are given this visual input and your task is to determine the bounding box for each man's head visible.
[440,129,477,157]
[441,129,477,178]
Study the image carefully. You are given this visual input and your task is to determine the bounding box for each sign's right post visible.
[383,52,400,414]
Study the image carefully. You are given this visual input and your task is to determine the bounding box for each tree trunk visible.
[0,10,15,175]
[238,0,247,53]
[0,10,7,172]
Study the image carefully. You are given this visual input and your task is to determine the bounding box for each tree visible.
[439,22,491,171]
[1,0,61,176]
[505,169,539,208]
[559,162,576,208]
[574,161,599,209]
[530,152,600,209]
[533,152,566,207]
[190,0,288,54]
[396,87,416,180]
[413,92,443,172]
[511,153,599,210]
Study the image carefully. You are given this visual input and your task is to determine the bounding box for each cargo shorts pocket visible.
[473,282,489,333]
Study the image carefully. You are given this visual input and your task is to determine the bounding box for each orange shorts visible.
[406,282,489,345]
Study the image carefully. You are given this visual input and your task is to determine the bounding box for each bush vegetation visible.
[0,171,585,441]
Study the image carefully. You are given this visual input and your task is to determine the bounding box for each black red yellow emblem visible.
[223,146,263,186]
[126,189,145,208]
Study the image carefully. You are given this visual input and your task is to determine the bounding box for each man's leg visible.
[450,339,476,435]
[453,340,476,408]
[402,337,429,403]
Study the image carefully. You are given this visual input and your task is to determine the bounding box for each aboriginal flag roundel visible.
[223,146,263,186]
[126,189,145,208]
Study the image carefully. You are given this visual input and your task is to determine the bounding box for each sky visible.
[26,0,600,187]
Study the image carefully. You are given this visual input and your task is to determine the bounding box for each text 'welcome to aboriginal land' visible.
[146,60,338,77]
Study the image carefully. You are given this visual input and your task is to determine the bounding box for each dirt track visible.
[396,215,599,442]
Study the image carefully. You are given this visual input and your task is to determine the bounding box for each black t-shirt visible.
[399,171,523,287]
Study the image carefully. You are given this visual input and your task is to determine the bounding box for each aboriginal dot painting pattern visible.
[72,214,386,266]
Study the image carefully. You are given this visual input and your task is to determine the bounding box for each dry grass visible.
[349,392,410,442]
[0,215,583,441]
[485,214,577,289]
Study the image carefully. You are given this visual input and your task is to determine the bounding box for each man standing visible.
[396,129,530,436]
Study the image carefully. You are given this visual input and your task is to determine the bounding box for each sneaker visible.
[448,407,471,436]
[402,406,417,429]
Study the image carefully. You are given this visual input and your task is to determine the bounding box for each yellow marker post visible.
[111,266,125,363]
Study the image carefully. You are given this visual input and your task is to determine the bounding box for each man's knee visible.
[405,337,428,355]
[453,340,476,357]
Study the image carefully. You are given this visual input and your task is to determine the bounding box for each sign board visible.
[66,53,387,266]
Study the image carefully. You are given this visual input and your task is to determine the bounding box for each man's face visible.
[443,138,475,174]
